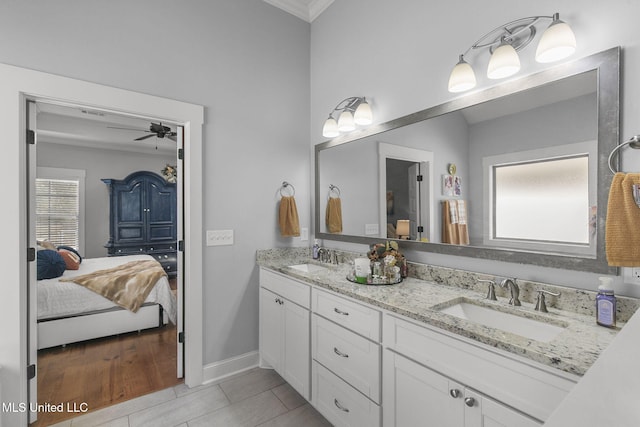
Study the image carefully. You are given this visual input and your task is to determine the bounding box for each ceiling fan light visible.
[487,41,521,79]
[535,14,576,63]
[353,99,373,125]
[322,115,339,138]
[448,55,477,93]
[337,110,356,132]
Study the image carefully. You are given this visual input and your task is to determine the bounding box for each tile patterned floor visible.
[47,368,331,427]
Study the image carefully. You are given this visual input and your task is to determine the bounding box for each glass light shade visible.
[322,116,339,138]
[448,55,477,93]
[535,18,576,63]
[487,42,521,79]
[353,100,373,125]
[337,110,356,132]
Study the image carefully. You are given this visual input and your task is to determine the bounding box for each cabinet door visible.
[145,179,177,242]
[259,288,283,372]
[477,395,541,427]
[114,180,146,244]
[283,299,310,400]
[384,350,462,427]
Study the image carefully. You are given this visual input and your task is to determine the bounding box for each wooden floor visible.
[33,323,182,427]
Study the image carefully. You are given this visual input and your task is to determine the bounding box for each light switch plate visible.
[206,229,234,246]
[365,224,379,235]
[300,227,309,241]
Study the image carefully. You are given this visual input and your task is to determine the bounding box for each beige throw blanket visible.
[60,260,167,313]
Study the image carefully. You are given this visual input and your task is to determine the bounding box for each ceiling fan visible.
[108,122,177,141]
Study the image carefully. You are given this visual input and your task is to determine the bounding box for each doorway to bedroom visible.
[30,100,185,426]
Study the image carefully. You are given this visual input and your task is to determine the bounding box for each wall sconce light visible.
[448,13,576,93]
[322,96,373,138]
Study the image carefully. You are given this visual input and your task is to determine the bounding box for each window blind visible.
[36,178,80,248]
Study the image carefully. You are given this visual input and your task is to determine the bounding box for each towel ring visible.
[280,181,295,197]
[328,184,341,198]
[608,135,640,174]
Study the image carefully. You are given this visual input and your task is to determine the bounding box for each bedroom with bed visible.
[32,103,183,426]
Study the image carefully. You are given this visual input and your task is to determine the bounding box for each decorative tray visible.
[346,275,403,286]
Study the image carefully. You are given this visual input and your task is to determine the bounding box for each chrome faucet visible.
[477,279,497,301]
[500,278,521,306]
[534,289,560,313]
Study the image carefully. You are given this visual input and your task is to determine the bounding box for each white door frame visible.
[0,62,204,427]
[378,142,435,241]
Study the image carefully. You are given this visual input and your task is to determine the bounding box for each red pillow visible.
[58,249,81,270]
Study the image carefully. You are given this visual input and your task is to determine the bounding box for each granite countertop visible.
[257,248,627,378]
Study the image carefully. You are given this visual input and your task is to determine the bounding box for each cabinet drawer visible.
[383,314,577,422]
[260,268,310,309]
[313,361,380,427]
[313,288,381,341]
[313,314,380,403]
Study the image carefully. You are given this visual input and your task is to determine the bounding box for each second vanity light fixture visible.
[448,13,577,93]
[322,96,373,138]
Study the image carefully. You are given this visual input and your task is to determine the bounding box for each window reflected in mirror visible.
[484,141,596,256]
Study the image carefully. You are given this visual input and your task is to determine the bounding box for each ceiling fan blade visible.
[167,134,177,142]
[107,125,150,132]
[134,134,156,141]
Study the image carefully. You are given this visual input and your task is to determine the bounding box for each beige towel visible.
[442,200,469,245]
[326,197,343,234]
[279,196,300,237]
[606,173,640,266]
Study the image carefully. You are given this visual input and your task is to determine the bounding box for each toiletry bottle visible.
[312,239,320,260]
[596,277,616,328]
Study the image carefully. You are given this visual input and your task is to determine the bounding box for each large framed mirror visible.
[315,47,619,274]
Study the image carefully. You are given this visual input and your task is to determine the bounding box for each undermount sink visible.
[438,300,566,343]
[287,263,328,273]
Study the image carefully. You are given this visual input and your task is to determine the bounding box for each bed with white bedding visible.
[37,254,177,349]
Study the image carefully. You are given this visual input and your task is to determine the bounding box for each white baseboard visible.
[202,351,260,385]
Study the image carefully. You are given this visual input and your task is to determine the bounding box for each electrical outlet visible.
[300,227,309,241]
[206,229,234,246]
[622,267,640,285]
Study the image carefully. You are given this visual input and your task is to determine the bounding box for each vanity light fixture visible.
[448,13,576,93]
[322,96,373,138]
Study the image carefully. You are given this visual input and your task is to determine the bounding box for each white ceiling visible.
[263,0,334,22]
[36,102,177,155]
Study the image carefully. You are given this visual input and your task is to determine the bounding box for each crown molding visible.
[264,0,334,22]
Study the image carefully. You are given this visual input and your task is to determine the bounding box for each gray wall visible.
[0,0,310,366]
[37,142,175,258]
[310,0,640,297]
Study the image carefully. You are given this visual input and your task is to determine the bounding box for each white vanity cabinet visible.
[311,288,382,427]
[384,350,540,427]
[383,314,578,426]
[259,268,310,400]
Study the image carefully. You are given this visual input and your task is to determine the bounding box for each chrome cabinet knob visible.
[449,389,461,398]
[464,397,476,407]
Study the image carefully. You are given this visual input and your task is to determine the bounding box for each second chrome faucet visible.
[500,278,521,306]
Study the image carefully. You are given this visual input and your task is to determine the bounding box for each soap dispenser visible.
[312,239,320,260]
[596,277,616,328]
